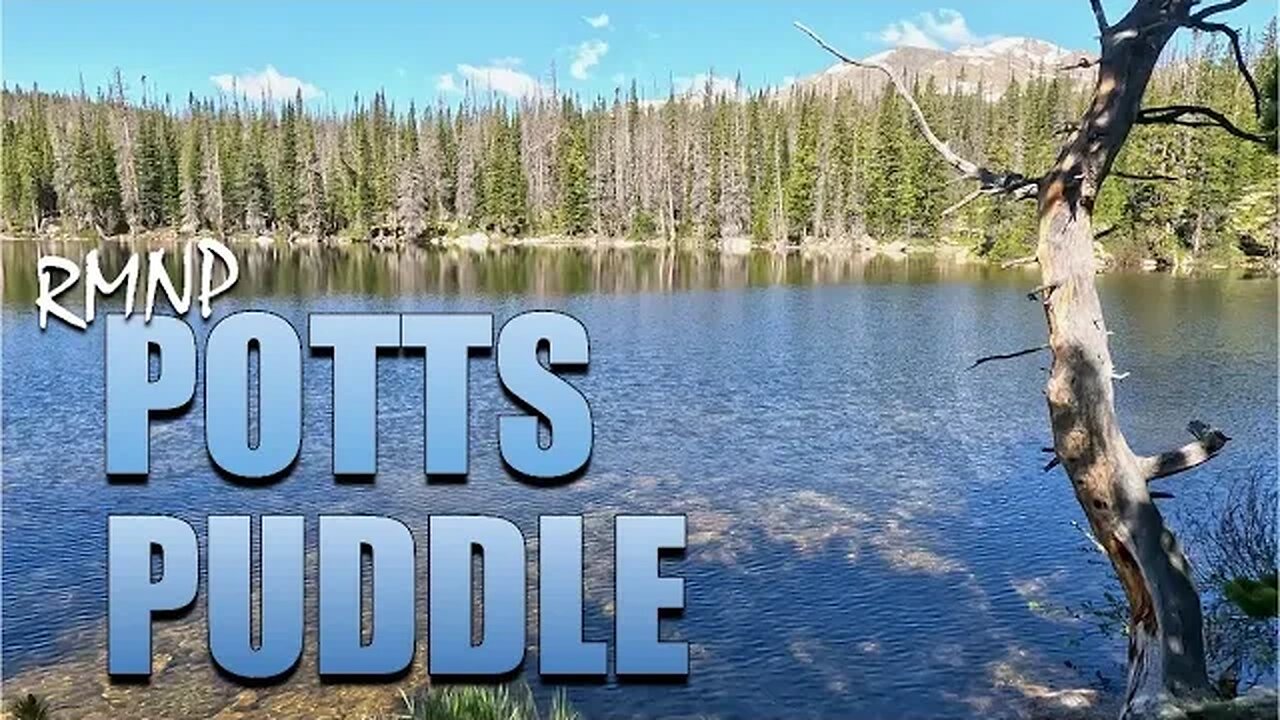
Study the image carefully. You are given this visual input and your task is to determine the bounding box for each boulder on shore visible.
[878,240,910,259]
[453,232,490,252]
[720,236,753,255]
[1152,688,1278,720]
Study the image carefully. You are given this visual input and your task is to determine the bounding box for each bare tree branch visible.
[942,188,984,216]
[794,21,1040,200]
[1189,0,1249,22]
[792,23,974,174]
[1140,420,1231,481]
[1136,104,1270,145]
[1027,283,1059,302]
[1089,0,1110,34]
[968,344,1050,370]
[1059,56,1100,72]
[1187,20,1263,119]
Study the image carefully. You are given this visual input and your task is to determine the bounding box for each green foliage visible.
[133,105,178,229]
[1183,469,1275,690]
[2,89,60,232]
[863,87,907,240]
[746,95,781,242]
[1258,25,1278,148]
[216,105,246,231]
[629,209,658,241]
[783,93,819,240]
[1095,24,1278,265]
[480,110,528,236]
[179,98,206,230]
[399,685,577,720]
[556,104,590,236]
[1224,573,1278,620]
[273,94,301,230]
[8,693,52,720]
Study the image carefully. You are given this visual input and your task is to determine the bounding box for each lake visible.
[2,240,1276,719]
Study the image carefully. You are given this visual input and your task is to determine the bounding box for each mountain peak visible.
[797,35,1093,100]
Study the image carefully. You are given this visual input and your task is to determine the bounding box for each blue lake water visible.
[2,242,1276,719]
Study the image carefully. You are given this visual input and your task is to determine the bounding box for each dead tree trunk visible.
[1039,24,1205,720]
[1039,1,1268,711]
[798,2,1268,716]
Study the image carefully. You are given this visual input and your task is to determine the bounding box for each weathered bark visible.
[1036,2,1221,716]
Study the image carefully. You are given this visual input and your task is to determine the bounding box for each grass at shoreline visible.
[3,685,579,720]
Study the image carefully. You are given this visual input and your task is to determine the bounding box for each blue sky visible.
[2,1,1275,108]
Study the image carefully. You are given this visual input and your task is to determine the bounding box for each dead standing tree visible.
[797,1,1271,718]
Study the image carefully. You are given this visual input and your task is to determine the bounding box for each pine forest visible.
[2,26,1276,266]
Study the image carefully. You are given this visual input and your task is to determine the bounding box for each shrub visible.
[397,684,578,720]
[7,694,51,720]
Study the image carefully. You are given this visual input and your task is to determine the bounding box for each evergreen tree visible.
[217,104,245,233]
[69,106,97,231]
[556,101,590,235]
[481,110,528,235]
[179,96,206,231]
[21,90,59,230]
[784,92,819,240]
[1,116,24,230]
[134,109,165,228]
[394,102,429,238]
[864,87,906,239]
[91,107,124,234]
[274,92,301,231]
[243,112,271,233]
[159,107,181,225]
[297,111,328,236]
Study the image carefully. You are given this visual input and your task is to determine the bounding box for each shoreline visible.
[2,230,1277,276]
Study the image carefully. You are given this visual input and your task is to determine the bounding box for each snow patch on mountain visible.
[955,37,1074,64]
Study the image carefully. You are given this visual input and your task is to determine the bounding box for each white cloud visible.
[584,13,609,29]
[921,9,983,46]
[876,9,993,50]
[489,56,523,68]
[436,73,461,94]
[878,20,942,50]
[457,63,547,99]
[209,65,322,100]
[570,39,609,80]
